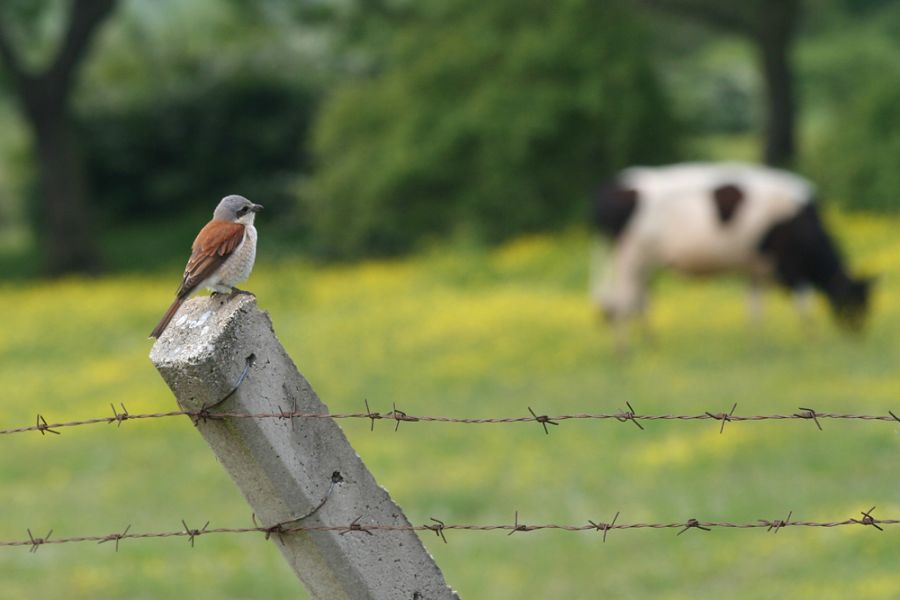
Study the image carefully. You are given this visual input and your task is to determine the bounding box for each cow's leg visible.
[589,237,610,314]
[633,284,655,345]
[793,286,817,338]
[597,305,633,355]
[747,282,763,325]
[598,236,653,353]
[793,286,812,318]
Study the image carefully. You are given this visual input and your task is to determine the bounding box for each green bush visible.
[307,0,680,258]
[809,73,900,212]
[78,77,316,222]
[801,2,900,212]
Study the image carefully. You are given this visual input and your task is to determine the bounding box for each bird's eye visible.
[238,207,248,216]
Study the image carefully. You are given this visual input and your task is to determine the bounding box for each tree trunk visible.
[757,0,798,167]
[641,0,801,167]
[0,0,117,274]
[26,97,99,274]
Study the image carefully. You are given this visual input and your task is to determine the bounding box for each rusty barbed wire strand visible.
[1,509,897,551]
[1,354,895,436]
[2,403,897,437]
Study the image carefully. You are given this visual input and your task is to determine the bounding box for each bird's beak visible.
[251,204,264,213]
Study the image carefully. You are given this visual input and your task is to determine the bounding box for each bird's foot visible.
[228,287,255,298]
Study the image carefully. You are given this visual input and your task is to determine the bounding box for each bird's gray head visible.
[213,195,263,224]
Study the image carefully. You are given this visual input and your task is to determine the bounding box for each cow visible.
[591,162,872,342]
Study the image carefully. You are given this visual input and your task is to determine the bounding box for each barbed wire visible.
[2,400,897,437]
[3,362,896,576]
[1,507,895,552]
[3,354,895,436]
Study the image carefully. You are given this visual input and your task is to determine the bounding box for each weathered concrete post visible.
[150,295,457,600]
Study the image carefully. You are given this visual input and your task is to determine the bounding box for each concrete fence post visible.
[150,295,458,600]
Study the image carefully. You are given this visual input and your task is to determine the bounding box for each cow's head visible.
[828,275,874,332]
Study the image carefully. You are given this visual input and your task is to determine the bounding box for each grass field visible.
[0,211,897,599]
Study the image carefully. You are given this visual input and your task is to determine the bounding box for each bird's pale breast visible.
[215,225,257,287]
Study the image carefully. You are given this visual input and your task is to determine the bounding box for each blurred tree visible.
[643,0,799,167]
[802,1,900,212]
[78,77,315,222]
[810,75,900,211]
[0,0,117,274]
[308,0,679,257]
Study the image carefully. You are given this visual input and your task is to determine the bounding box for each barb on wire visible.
[181,520,210,548]
[26,528,52,553]
[340,516,373,536]
[190,407,224,426]
[4,404,899,438]
[109,403,130,428]
[762,511,793,533]
[677,518,711,536]
[1,509,897,551]
[508,511,536,535]
[795,407,823,431]
[528,407,558,435]
[616,401,644,430]
[426,518,448,543]
[706,403,737,434]
[363,399,382,431]
[386,403,419,432]
[588,511,619,543]
[277,389,300,432]
[252,514,288,542]
[35,414,59,436]
[98,524,131,551]
[852,507,883,532]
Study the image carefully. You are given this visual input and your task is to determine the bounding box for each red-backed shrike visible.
[150,195,263,339]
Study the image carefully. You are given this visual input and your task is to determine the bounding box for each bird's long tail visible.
[150,297,186,339]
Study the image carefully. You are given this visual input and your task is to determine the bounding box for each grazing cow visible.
[592,162,872,339]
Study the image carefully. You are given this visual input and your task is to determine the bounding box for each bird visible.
[150,195,263,339]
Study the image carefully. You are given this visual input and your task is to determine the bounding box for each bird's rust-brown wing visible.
[176,220,245,296]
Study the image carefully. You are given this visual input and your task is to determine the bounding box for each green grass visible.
[0,211,898,599]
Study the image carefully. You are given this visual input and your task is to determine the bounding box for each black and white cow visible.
[592,162,872,336]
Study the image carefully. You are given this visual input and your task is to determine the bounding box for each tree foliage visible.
[307,0,680,257]
[801,1,900,212]
[809,69,900,212]
[78,77,315,222]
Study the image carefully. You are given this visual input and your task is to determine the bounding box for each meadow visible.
[0,211,897,599]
